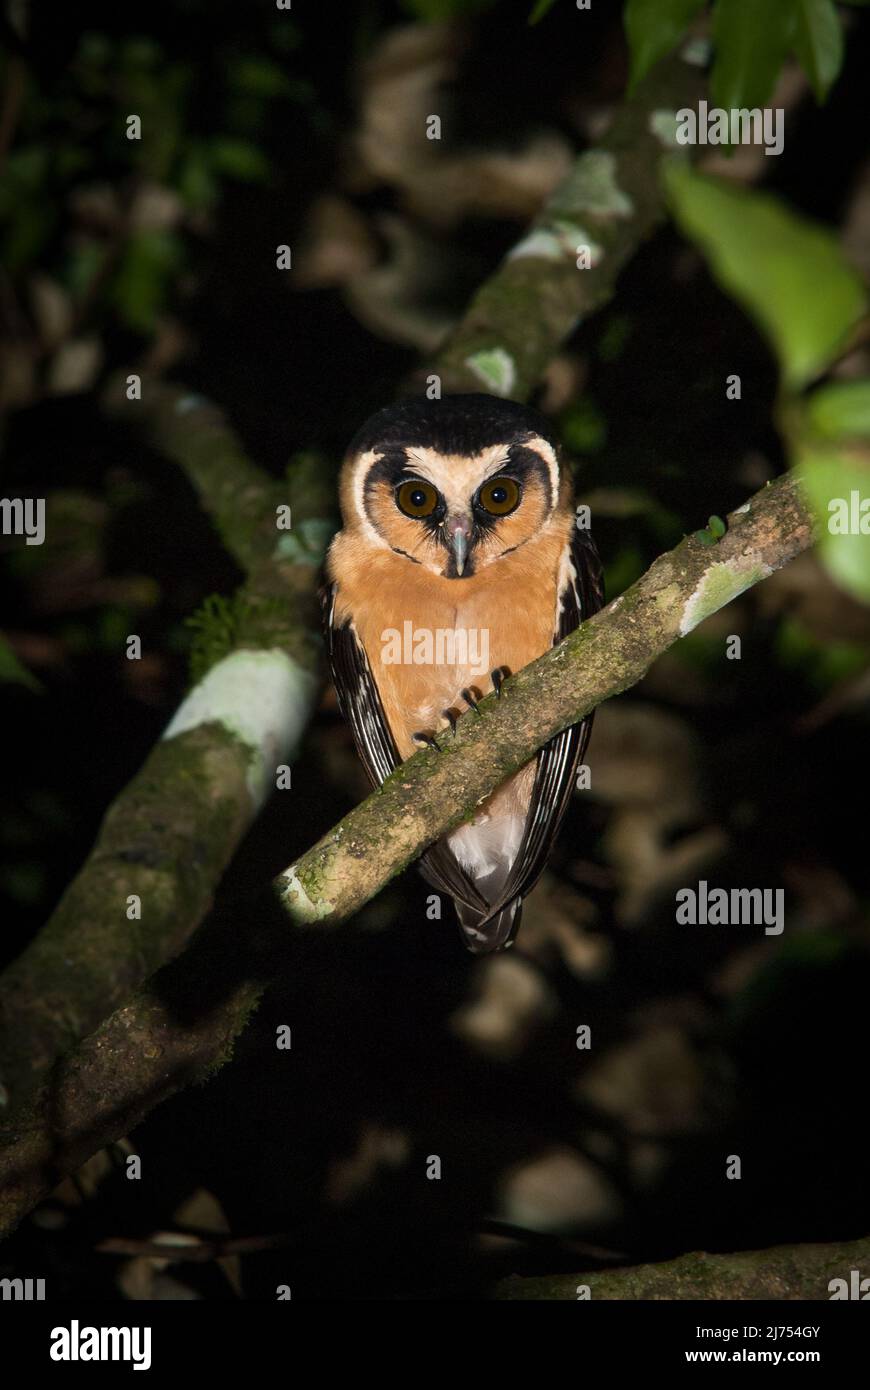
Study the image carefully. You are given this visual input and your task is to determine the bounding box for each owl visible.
[323,393,603,953]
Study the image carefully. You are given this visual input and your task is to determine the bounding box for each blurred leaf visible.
[0,863,47,907]
[1,197,55,273]
[665,165,867,389]
[98,608,133,649]
[5,146,49,187]
[178,147,219,209]
[806,381,870,439]
[399,0,496,17]
[799,445,870,602]
[227,55,296,98]
[529,0,558,23]
[268,20,303,52]
[111,229,182,332]
[597,313,632,363]
[63,240,108,300]
[120,36,161,68]
[775,614,869,689]
[711,0,794,111]
[0,636,42,693]
[208,136,271,182]
[624,0,706,92]
[604,545,645,597]
[561,397,607,453]
[77,32,113,66]
[791,0,844,102]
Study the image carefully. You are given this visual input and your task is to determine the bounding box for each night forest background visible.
[1,0,869,1301]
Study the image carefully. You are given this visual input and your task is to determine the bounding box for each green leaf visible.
[664,165,867,389]
[208,136,271,183]
[711,0,794,111]
[799,445,870,603]
[0,635,42,693]
[791,0,843,102]
[624,0,707,92]
[806,381,870,439]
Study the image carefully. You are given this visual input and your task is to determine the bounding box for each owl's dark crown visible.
[348,393,558,459]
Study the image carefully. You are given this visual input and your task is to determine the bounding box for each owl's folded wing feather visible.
[467,526,605,949]
[323,582,488,919]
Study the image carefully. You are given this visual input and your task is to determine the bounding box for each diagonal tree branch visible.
[274,477,812,924]
[0,472,814,1238]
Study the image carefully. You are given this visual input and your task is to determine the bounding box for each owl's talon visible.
[442,708,458,736]
[491,668,506,698]
[412,730,441,752]
[461,688,481,714]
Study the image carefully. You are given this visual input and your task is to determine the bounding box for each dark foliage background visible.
[1,0,869,1299]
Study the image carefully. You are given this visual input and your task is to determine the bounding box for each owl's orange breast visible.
[328,512,572,762]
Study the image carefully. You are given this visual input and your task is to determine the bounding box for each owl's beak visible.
[447,515,473,576]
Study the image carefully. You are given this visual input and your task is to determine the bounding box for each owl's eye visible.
[396,480,439,518]
[478,476,521,516]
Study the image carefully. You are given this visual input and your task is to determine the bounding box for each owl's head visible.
[340,394,570,579]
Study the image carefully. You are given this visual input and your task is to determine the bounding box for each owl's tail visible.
[455,896,523,954]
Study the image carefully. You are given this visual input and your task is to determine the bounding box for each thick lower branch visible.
[494,1233,870,1300]
[0,391,325,1112]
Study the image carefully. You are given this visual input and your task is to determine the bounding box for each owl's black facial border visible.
[364,452,446,537]
[503,443,554,498]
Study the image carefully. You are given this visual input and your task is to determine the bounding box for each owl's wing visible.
[322,583,490,921]
[477,525,604,946]
[322,583,402,786]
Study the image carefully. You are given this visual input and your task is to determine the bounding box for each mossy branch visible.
[494,1233,870,1300]
[421,51,704,401]
[0,388,329,1113]
[0,472,814,1238]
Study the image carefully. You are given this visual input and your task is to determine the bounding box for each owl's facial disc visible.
[357,436,557,578]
